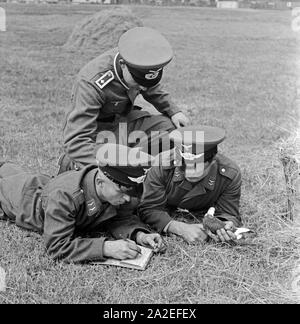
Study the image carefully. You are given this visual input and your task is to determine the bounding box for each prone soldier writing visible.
[0,144,165,263]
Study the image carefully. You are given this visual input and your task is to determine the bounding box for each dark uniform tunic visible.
[0,163,149,263]
[62,48,180,169]
[138,154,242,233]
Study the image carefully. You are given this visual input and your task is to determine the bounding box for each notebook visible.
[94,245,153,271]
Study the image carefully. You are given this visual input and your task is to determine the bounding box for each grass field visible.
[0,3,299,304]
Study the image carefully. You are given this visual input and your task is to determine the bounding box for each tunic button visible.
[221,168,225,173]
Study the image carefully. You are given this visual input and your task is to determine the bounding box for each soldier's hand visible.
[217,221,237,242]
[103,239,141,260]
[207,221,237,243]
[136,232,166,253]
[171,112,190,128]
[168,221,208,243]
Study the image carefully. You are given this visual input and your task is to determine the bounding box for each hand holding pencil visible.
[103,239,142,260]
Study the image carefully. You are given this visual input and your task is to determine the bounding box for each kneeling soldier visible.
[0,144,164,263]
[60,27,190,173]
[138,126,242,244]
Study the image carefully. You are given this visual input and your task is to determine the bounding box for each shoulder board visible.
[218,165,238,180]
[216,154,240,180]
[94,70,114,90]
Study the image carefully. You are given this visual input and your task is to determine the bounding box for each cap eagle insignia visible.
[127,168,150,184]
[179,151,205,161]
[128,174,146,184]
[145,68,162,80]
[179,144,204,161]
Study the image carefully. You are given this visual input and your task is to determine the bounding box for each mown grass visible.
[0,4,299,304]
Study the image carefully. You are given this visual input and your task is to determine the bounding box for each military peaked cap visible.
[118,27,173,87]
[96,143,154,188]
[169,126,226,162]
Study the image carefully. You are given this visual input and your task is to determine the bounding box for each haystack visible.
[64,7,143,54]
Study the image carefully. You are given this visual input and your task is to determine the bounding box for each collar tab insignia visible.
[86,199,98,217]
[95,70,114,90]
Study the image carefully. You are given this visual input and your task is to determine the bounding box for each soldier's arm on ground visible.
[138,166,173,233]
[214,169,243,227]
[43,189,107,263]
[142,83,181,117]
[105,200,151,241]
[63,78,106,167]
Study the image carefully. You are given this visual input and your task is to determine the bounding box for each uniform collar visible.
[114,52,141,104]
[113,52,129,90]
[173,160,218,193]
[81,167,103,217]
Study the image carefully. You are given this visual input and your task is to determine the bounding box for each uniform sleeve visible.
[105,199,151,240]
[215,169,242,227]
[142,83,181,117]
[138,167,173,233]
[63,79,105,167]
[43,189,107,263]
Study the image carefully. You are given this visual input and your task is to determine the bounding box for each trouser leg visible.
[100,110,175,155]
[0,162,26,179]
[0,163,26,222]
[59,111,175,174]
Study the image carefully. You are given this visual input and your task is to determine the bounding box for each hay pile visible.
[64,7,143,54]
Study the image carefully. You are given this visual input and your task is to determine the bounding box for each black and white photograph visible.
[0,0,299,307]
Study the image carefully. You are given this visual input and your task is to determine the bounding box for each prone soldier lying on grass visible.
[138,126,243,244]
[0,144,165,263]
